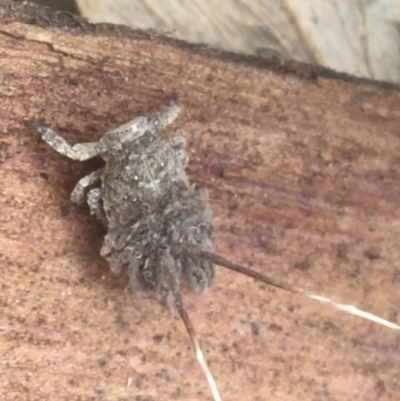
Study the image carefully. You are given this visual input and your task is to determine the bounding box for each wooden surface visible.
[0,2,399,401]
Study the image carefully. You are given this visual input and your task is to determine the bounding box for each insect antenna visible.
[161,249,222,401]
[182,243,400,331]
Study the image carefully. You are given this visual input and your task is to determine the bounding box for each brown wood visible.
[0,2,399,401]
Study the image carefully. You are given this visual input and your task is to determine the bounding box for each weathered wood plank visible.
[0,2,399,401]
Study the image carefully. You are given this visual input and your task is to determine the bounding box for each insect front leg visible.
[168,136,189,168]
[150,97,181,130]
[87,187,107,225]
[30,124,101,161]
[70,168,103,205]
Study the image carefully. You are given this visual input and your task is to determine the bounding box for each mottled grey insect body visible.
[32,99,215,302]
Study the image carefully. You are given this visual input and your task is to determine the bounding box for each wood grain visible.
[0,2,399,401]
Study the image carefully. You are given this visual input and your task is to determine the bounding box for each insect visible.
[30,96,400,401]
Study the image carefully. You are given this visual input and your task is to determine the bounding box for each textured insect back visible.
[169,186,216,293]
[93,102,215,298]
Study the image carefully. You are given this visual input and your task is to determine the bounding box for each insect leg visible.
[150,98,181,130]
[87,187,107,225]
[70,168,103,205]
[30,123,100,161]
[167,136,189,168]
